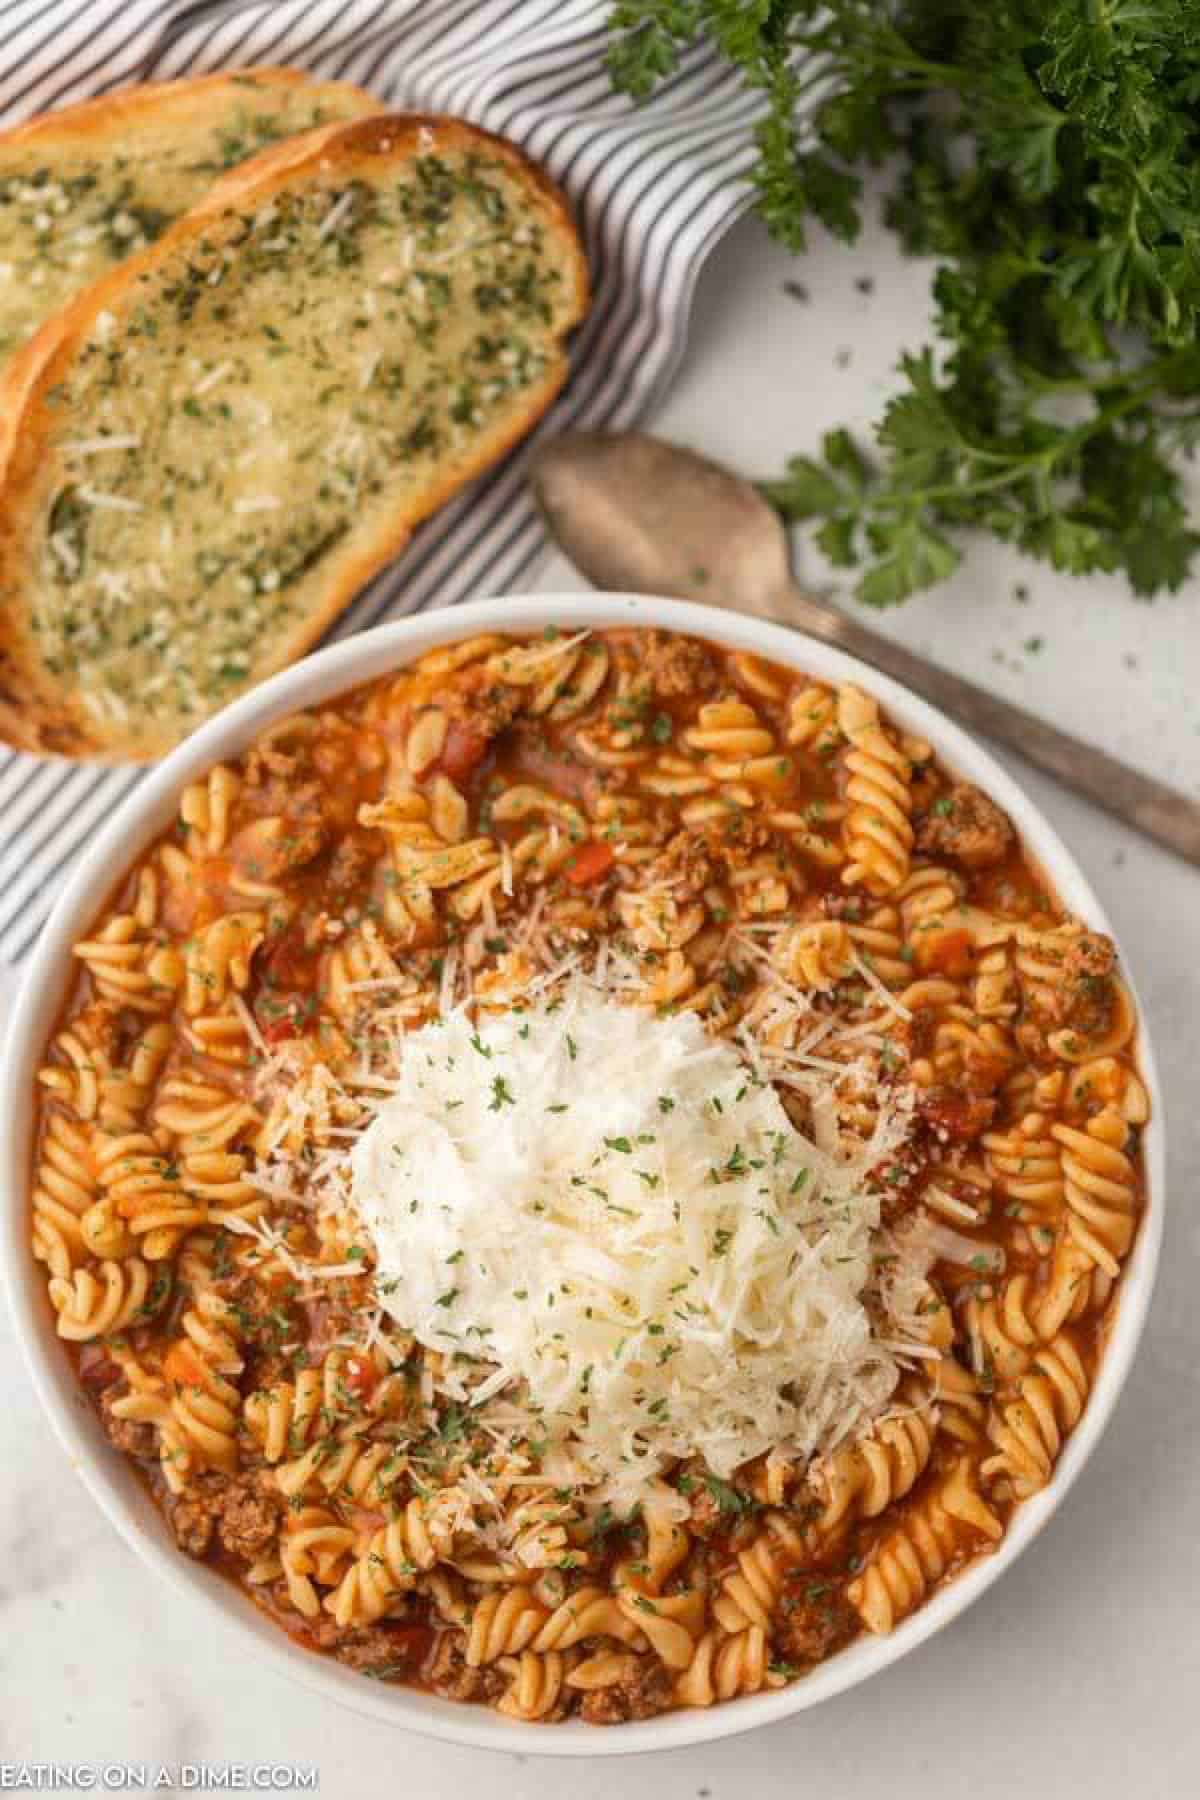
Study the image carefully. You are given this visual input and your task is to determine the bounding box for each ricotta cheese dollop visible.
[349,978,909,1510]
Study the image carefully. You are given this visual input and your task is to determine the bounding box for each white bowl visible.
[0,593,1164,1756]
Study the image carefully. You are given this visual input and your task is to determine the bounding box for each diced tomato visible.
[163,1342,207,1389]
[916,926,974,978]
[342,1354,379,1399]
[437,720,488,784]
[564,840,615,886]
[262,1012,302,1045]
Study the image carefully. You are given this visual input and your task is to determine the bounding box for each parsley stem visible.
[866,357,1183,515]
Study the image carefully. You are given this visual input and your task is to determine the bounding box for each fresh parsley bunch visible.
[607,0,1200,603]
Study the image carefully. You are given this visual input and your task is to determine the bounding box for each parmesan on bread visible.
[0,114,589,759]
[0,68,376,367]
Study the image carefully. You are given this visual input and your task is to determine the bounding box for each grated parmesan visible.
[59,434,141,456]
[78,486,143,512]
[349,976,921,1514]
[317,190,355,240]
[192,361,233,397]
[232,495,283,515]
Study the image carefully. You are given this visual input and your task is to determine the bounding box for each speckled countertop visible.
[2,205,1198,1800]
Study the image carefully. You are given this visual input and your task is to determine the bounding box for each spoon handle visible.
[773,582,1200,867]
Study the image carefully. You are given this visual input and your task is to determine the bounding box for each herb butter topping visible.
[28,149,571,729]
[0,81,365,360]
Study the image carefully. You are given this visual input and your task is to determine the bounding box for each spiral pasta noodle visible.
[466,1587,549,1664]
[848,1460,1004,1634]
[676,1627,769,1706]
[325,1500,453,1627]
[814,1387,938,1528]
[712,1525,794,1635]
[981,1334,1090,1499]
[965,1276,1043,1384]
[48,1257,156,1341]
[837,685,915,893]
[163,1287,246,1475]
[31,1114,97,1280]
[496,1649,570,1720]
[1053,1107,1138,1278]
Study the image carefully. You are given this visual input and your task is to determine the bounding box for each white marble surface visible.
[3,206,1199,1798]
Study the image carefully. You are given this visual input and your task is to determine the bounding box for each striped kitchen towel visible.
[0,0,782,962]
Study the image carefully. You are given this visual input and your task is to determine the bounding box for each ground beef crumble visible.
[701,813,776,867]
[99,1383,157,1460]
[685,1482,724,1539]
[773,1577,859,1669]
[645,829,718,899]
[218,1478,283,1561]
[444,669,525,742]
[166,1475,282,1563]
[1054,930,1119,1040]
[212,1274,297,1356]
[916,783,1014,868]
[821,891,868,922]
[427,1631,505,1704]
[1062,931,1116,984]
[297,1617,431,1676]
[642,631,718,700]
[324,827,379,902]
[232,783,328,879]
[168,1490,218,1560]
[299,1285,366,1360]
[579,1656,674,1724]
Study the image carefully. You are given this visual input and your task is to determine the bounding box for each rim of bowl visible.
[0,592,1165,1757]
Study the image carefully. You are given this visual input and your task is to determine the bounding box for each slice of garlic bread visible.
[0,114,589,759]
[0,68,376,369]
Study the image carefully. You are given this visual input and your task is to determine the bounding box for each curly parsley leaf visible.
[608,0,1200,601]
[702,1471,759,1518]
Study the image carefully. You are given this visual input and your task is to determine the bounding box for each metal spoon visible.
[531,430,1200,868]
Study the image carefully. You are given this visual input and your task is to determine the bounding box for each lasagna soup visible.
[30,626,1148,1722]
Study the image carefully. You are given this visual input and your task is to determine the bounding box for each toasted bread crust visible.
[0,113,589,761]
[0,66,373,151]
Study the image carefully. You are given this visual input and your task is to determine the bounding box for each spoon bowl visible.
[532,430,791,614]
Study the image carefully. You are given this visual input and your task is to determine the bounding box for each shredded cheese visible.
[78,486,143,512]
[350,976,919,1513]
[192,361,233,397]
[317,189,355,240]
[59,434,141,456]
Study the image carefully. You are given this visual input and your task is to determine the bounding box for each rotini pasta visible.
[28,625,1147,1724]
[847,1459,1004,1634]
[980,1334,1090,1499]
[676,1627,769,1706]
[838,685,915,893]
[1053,1107,1139,1278]
[813,1386,938,1528]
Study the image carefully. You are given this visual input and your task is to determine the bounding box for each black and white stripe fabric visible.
[0,0,776,963]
